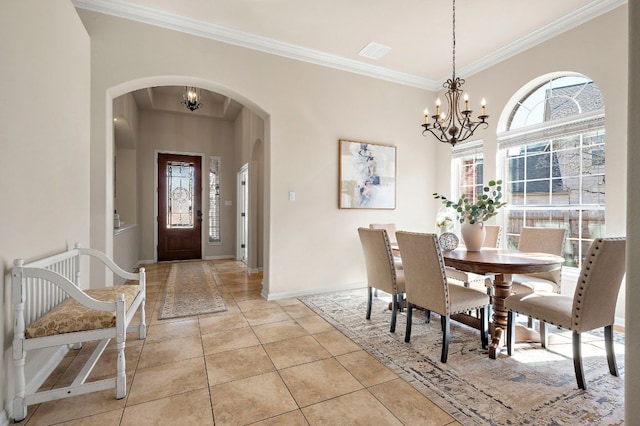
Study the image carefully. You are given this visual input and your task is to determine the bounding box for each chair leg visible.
[441,315,450,363]
[605,325,618,376]
[573,331,586,390]
[507,311,515,356]
[480,305,489,350]
[397,293,404,312]
[366,286,372,320]
[527,316,534,328]
[404,303,413,343]
[425,309,431,323]
[390,293,398,333]
[540,321,547,348]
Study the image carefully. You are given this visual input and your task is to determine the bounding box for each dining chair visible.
[446,225,501,290]
[511,226,567,295]
[358,227,405,333]
[396,231,490,363]
[505,237,626,390]
[369,223,398,244]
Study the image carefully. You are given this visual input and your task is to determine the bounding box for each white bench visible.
[10,243,146,422]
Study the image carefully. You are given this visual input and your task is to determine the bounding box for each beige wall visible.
[77,9,434,298]
[0,0,91,419]
[137,110,237,261]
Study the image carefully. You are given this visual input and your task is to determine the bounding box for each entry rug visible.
[159,261,227,319]
[300,289,624,425]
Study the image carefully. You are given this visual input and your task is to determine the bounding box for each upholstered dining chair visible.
[358,227,405,333]
[369,223,398,244]
[505,237,626,390]
[511,226,567,295]
[446,225,502,290]
[396,231,490,363]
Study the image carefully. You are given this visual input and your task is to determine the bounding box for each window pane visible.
[455,153,483,205]
[581,175,605,205]
[552,135,580,151]
[556,147,581,177]
[583,210,605,238]
[209,156,221,243]
[166,161,194,228]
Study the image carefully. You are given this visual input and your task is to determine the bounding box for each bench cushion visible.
[25,285,140,339]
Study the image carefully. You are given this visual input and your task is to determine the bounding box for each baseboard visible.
[203,255,235,260]
[264,282,366,301]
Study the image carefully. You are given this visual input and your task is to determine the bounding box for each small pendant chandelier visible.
[422,0,488,147]
[182,86,202,111]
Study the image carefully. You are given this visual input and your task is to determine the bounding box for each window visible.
[452,140,484,204]
[209,156,221,243]
[498,75,605,269]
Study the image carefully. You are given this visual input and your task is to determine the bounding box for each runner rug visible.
[300,289,624,425]
[159,261,227,319]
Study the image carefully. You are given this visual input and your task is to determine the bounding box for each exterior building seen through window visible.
[498,75,605,270]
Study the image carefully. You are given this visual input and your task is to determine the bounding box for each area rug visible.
[159,261,227,319]
[300,289,624,425]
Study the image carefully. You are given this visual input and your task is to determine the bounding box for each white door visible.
[237,164,249,263]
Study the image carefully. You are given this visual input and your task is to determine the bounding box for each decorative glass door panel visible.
[167,161,195,228]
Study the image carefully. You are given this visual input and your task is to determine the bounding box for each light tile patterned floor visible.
[18,260,460,426]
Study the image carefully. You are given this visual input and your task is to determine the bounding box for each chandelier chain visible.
[452,0,456,81]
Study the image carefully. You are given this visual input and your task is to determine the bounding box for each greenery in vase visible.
[433,179,507,225]
[436,215,454,230]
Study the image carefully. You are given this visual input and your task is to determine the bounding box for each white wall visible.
[0,1,91,420]
[77,9,434,298]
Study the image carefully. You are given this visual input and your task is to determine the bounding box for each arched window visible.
[498,74,605,270]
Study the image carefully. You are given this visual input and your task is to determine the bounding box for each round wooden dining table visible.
[443,248,565,359]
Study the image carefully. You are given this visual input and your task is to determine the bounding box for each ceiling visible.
[74,0,626,90]
[131,86,243,121]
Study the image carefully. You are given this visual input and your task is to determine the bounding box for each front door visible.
[157,153,202,261]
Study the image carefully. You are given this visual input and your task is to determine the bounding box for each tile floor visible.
[18,260,460,426]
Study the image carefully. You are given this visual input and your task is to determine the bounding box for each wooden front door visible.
[157,153,202,261]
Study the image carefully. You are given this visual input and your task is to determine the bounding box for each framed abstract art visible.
[338,139,396,209]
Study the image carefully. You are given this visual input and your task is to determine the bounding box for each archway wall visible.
[78,9,434,297]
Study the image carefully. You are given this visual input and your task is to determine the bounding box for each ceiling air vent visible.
[358,41,392,60]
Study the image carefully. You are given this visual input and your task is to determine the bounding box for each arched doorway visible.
[105,77,269,286]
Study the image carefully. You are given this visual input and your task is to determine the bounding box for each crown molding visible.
[73,0,626,91]
[71,0,438,90]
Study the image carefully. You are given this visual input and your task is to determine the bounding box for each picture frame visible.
[339,139,396,209]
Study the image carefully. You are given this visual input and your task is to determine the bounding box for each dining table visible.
[442,248,565,359]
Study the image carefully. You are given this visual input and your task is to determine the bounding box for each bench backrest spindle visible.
[16,249,81,329]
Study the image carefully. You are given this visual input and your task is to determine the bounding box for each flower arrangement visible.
[435,210,455,231]
[433,179,507,225]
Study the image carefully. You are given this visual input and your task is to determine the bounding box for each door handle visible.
[196,210,203,222]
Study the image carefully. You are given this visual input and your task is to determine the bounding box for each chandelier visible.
[182,86,202,111]
[422,0,488,147]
